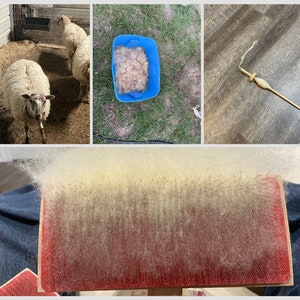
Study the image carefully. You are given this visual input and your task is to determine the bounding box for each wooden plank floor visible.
[204,5,300,144]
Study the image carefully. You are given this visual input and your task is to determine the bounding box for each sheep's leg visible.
[79,83,89,104]
[39,120,46,144]
[86,85,90,103]
[68,52,74,70]
[24,122,29,144]
[79,83,85,99]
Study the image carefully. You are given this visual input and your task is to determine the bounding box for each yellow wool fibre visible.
[28,149,278,245]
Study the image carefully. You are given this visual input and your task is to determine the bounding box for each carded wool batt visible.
[30,148,292,292]
[0,268,58,296]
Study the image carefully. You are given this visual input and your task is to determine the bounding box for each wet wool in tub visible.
[114,46,148,94]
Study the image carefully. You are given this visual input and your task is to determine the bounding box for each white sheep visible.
[3,59,55,144]
[60,15,87,65]
[72,35,90,102]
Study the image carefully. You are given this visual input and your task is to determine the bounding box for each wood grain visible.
[204,5,300,144]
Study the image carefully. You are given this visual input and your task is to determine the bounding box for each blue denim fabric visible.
[0,184,40,285]
[0,184,75,296]
[264,182,300,296]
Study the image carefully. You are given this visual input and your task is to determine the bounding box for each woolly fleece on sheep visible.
[61,15,87,60]
[72,35,90,84]
[3,59,51,125]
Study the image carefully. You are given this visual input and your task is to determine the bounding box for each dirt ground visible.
[0,40,90,144]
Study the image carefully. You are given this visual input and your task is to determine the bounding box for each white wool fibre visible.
[17,147,294,290]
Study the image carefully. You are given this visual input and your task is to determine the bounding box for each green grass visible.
[93,4,201,144]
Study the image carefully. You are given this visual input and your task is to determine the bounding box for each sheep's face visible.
[59,15,71,27]
[22,93,55,120]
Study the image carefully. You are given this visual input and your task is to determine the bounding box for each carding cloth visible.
[0,268,58,296]
[30,148,292,292]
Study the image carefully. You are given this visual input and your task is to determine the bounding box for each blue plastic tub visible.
[112,34,160,102]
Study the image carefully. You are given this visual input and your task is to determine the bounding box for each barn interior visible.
[0,4,90,144]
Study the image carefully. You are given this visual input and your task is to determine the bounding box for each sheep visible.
[72,35,90,103]
[3,59,55,144]
[60,15,87,66]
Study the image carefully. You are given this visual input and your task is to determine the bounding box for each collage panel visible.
[0,1,300,298]
[93,4,201,144]
[204,4,300,144]
[0,146,300,296]
[0,4,90,144]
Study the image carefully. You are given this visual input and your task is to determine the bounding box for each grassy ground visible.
[93,5,201,144]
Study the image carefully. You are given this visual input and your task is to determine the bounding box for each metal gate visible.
[12,4,89,45]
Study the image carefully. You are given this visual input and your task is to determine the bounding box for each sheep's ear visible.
[46,95,55,100]
[22,94,31,99]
